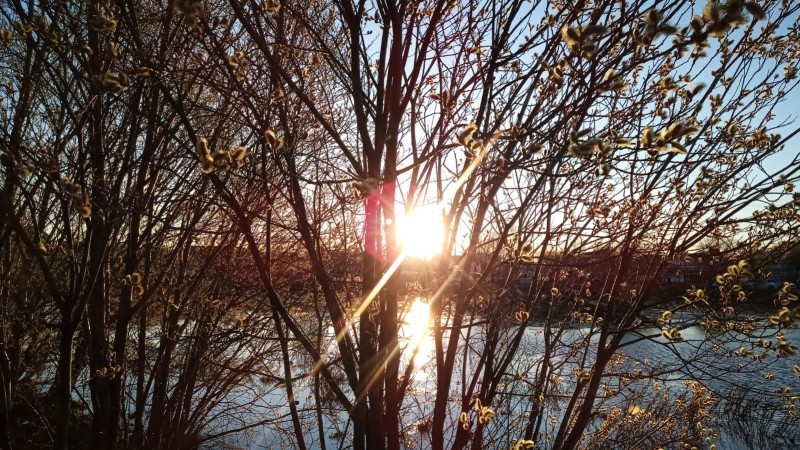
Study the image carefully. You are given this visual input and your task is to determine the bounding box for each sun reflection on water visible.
[403,298,434,368]
[406,298,431,343]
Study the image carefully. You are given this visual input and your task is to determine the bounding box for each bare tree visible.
[2,0,800,449]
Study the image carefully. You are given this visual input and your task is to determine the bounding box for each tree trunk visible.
[85,3,114,447]
[130,302,147,450]
[431,176,505,450]
[361,194,384,450]
[54,317,76,450]
[0,340,12,450]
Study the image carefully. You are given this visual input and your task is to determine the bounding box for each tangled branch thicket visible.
[1,0,800,449]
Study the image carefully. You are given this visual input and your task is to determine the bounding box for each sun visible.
[397,205,444,260]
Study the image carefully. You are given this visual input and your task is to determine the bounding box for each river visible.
[204,311,800,450]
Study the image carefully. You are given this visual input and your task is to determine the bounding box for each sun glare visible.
[398,206,443,260]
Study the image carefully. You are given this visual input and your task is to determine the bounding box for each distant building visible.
[663,253,717,286]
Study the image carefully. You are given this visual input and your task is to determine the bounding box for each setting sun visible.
[397,205,444,260]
